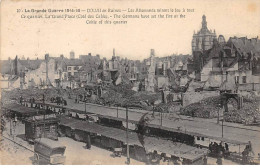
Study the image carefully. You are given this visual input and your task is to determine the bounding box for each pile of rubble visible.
[181,95,260,124]
[108,83,136,98]
[225,99,260,124]
[71,88,88,97]
[99,89,125,106]
[155,102,182,113]
[180,96,221,118]
[128,92,161,105]
[97,83,134,106]
[98,83,164,111]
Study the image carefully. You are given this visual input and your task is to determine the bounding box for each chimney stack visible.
[150,49,155,57]
[163,61,167,76]
[113,48,115,57]
[45,53,49,61]
[70,51,75,59]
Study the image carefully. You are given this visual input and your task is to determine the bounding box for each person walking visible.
[248,141,255,156]
[75,96,78,103]
[19,96,23,105]
[85,134,91,149]
[242,147,249,164]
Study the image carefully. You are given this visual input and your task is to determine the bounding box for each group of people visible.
[209,142,229,157]
[50,97,67,106]
[145,152,200,165]
[209,141,229,165]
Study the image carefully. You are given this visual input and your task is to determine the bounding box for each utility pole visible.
[84,94,86,114]
[219,105,224,137]
[152,103,154,118]
[10,119,12,136]
[160,112,163,126]
[43,94,46,138]
[217,108,220,124]
[126,106,130,165]
[61,97,64,114]
[222,119,224,138]
[117,105,118,118]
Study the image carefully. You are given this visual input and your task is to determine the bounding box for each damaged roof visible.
[229,37,260,56]
[18,59,44,70]
[0,60,12,74]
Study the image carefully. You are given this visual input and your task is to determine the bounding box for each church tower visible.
[192,15,216,52]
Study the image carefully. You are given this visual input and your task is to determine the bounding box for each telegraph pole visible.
[222,119,224,138]
[160,112,163,126]
[117,105,118,118]
[43,94,46,137]
[61,97,64,114]
[84,94,87,113]
[126,106,130,165]
[152,103,154,118]
[217,110,220,124]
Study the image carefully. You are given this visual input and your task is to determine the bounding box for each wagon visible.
[34,138,66,165]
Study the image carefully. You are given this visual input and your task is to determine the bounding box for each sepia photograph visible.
[0,0,260,165]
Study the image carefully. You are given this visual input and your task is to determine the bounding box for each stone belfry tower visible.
[201,15,207,32]
[192,15,216,52]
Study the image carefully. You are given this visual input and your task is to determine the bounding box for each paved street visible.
[41,98,260,157]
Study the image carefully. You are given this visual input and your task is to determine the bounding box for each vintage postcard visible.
[0,0,260,165]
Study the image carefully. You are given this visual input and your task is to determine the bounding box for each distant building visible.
[192,15,216,52]
[141,48,192,92]
[64,59,83,78]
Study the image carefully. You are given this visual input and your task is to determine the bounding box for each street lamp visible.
[43,94,46,138]
[221,118,224,138]
[152,103,155,118]
[218,104,225,138]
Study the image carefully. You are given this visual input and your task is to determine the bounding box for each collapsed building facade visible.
[143,49,191,93]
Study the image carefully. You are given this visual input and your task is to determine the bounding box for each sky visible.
[1,0,260,60]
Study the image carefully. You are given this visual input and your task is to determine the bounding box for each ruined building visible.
[145,49,156,92]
